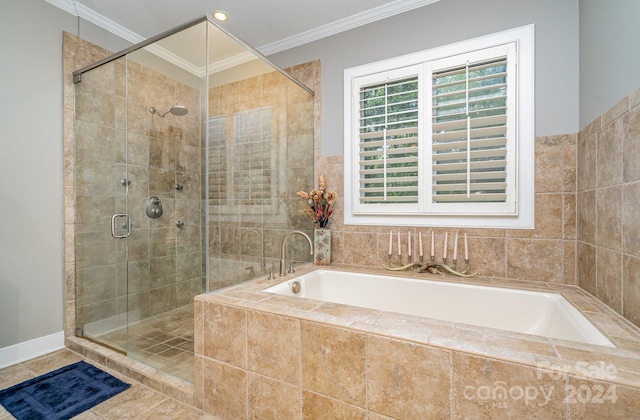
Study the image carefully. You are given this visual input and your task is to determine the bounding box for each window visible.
[344,25,534,228]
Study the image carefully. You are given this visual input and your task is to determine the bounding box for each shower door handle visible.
[111,214,131,238]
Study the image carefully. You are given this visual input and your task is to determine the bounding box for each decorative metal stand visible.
[384,255,477,278]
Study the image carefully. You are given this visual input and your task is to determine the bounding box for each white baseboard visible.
[0,331,65,369]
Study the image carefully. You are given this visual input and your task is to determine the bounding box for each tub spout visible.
[280,230,313,276]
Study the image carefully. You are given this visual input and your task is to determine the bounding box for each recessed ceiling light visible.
[212,10,228,21]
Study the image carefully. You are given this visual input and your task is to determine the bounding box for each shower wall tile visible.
[75,89,116,127]
[150,256,176,289]
[149,285,177,316]
[75,231,115,269]
[176,278,203,307]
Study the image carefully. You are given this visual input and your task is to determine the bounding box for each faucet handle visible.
[288,262,295,274]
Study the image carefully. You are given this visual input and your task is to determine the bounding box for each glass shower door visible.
[74,56,130,353]
[122,21,208,382]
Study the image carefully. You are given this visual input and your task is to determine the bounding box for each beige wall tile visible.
[564,240,577,285]
[466,236,506,278]
[302,390,366,419]
[623,255,640,326]
[506,239,564,283]
[597,117,624,188]
[622,182,640,256]
[367,335,451,419]
[343,232,377,266]
[566,377,640,418]
[535,144,564,193]
[300,321,366,407]
[453,353,565,418]
[624,105,640,183]
[596,186,622,251]
[508,194,563,239]
[202,358,247,418]
[202,303,247,368]
[577,242,597,296]
[563,194,577,240]
[247,311,300,385]
[578,131,595,187]
[577,190,596,243]
[564,143,577,192]
[248,373,301,419]
[596,247,623,313]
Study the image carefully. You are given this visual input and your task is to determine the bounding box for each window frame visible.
[343,25,535,228]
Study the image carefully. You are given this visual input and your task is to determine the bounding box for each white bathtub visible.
[264,269,614,347]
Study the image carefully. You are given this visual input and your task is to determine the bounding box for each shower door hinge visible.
[73,73,82,84]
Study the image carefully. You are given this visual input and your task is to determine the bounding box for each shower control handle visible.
[146,196,163,219]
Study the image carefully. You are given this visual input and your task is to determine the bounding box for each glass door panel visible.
[74,56,129,352]
[123,20,207,382]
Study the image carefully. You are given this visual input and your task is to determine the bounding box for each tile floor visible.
[0,349,218,419]
[94,304,195,383]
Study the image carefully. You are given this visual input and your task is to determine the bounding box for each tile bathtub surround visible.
[577,87,640,328]
[196,264,640,419]
[315,132,577,285]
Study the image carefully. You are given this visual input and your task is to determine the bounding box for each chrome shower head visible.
[149,104,189,118]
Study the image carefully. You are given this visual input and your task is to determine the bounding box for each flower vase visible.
[313,228,331,265]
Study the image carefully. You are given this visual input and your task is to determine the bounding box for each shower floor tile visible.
[96,304,194,382]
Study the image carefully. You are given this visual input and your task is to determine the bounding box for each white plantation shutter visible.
[359,78,419,202]
[354,66,421,213]
[345,26,533,227]
[429,43,516,214]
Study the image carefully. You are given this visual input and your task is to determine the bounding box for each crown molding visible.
[47,0,441,75]
[258,0,441,55]
[47,0,441,55]
[45,0,144,44]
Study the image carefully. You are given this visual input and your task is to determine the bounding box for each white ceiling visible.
[46,0,441,54]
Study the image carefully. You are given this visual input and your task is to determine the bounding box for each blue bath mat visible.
[0,360,130,420]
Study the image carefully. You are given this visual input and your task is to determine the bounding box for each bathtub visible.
[264,269,614,347]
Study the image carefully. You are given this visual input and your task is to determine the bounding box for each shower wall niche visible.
[70,16,315,381]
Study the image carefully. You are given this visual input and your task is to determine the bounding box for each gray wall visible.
[579,0,640,128]
[269,0,580,156]
[0,0,129,349]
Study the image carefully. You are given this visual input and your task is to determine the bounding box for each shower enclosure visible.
[72,16,314,382]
